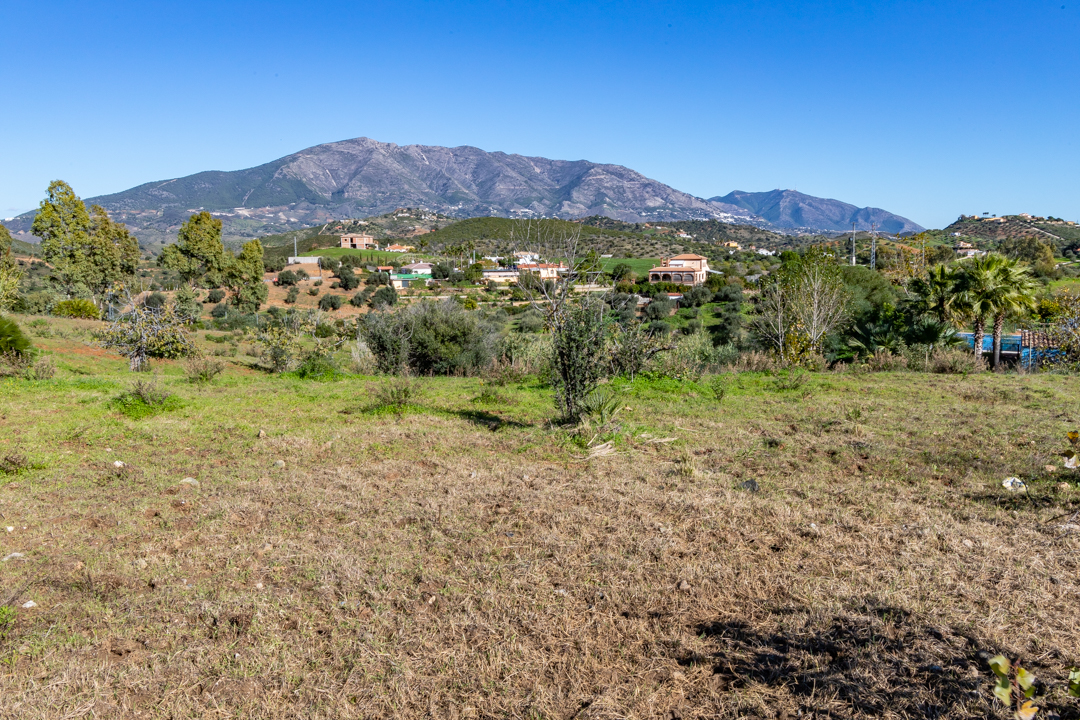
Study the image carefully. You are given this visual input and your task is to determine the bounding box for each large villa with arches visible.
[648,254,711,286]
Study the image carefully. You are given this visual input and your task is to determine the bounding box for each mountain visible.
[4,137,760,248]
[711,190,924,234]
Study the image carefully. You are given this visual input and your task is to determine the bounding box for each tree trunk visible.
[992,311,1005,370]
[972,317,985,366]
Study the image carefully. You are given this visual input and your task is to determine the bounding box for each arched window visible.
[662,273,672,282]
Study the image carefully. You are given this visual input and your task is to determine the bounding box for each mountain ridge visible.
[3,137,924,246]
[712,189,924,234]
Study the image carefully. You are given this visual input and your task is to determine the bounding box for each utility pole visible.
[293,234,298,260]
[870,223,877,271]
[850,222,856,266]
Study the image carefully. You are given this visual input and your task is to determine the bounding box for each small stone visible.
[554,588,568,596]
[255,582,264,590]
[2,552,25,562]
[262,543,273,552]
[678,580,692,592]
[105,448,112,452]
[113,460,126,468]
[1058,482,1072,492]
[962,539,974,548]
[133,558,148,569]
[4,527,12,533]
[1045,465,1058,474]
[273,460,285,469]
[258,430,267,438]
[179,477,199,487]
[740,479,759,492]
[21,601,37,609]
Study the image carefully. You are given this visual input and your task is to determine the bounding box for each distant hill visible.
[942,214,1080,252]
[5,137,761,248]
[711,190,924,234]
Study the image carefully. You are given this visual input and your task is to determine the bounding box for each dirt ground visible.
[0,329,1079,718]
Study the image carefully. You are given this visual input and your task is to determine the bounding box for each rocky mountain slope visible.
[712,189,924,234]
[4,138,760,248]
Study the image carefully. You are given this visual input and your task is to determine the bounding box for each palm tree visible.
[909,264,963,325]
[957,254,1038,369]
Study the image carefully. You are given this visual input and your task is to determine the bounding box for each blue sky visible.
[2,0,1077,228]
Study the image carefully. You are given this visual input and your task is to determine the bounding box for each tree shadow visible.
[687,603,1079,719]
[442,408,532,431]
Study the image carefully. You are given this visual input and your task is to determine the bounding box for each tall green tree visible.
[0,224,22,312]
[31,181,139,294]
[226,239,268,312]
[159,212,230,286]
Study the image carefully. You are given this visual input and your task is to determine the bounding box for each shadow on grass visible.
[442,408,532,431]
[339,404,533,431]
[684,603,1080,720]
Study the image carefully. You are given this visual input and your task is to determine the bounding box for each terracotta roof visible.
[649,266,700,273]
[669,253,707,260]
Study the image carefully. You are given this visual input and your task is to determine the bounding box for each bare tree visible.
[790,249,850,352]
[751,276,793,360]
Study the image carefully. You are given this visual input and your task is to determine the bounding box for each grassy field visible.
[1,317,1080,718]
[599,257,660,277]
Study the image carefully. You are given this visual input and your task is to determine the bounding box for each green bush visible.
[206,289,225,303]
[276,270,298,286]
[53,298,101,319]
[285,287,299,304]
[108,379,182,419]
[145,292,167,309]
[318,294,345,311]
[294,348,341,381]
[361,300,494,376]
[0,316,33,357]
[369,286,397,309]
[210,303,228,318]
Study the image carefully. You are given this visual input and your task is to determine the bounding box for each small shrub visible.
[206,289,225,304]
[771,368,808,391]
[295,348,341,381]
[318,294,345,311]
[708,374,729,404]
[308,287,319,296]
[144,292,167,309]
[369,377,422,411]
[285,287,299,304]
[313,279,323,287]
[109,379,181,419]
[53,298,100,319]
[927,348,980,374]
[184,356,226,383]
[210,303,228,318]
[861,348,907,372]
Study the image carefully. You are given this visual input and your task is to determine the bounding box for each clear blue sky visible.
[2,0,1077,229]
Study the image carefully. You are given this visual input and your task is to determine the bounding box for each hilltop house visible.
[385,244,415,253]
[400,262,433,274]
[341,233,377,250]
[648,254,710,286]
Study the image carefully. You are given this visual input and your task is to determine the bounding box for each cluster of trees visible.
[158,211,268,312]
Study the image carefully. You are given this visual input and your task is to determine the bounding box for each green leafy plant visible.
[771,368,808,392]
[1069,667,1080,698]
[109,378,181,419]
[0,605,15,641]
[709,375,729,405]
[988,655,1039,720]
[53,298,101,319]
[0,316,32,357]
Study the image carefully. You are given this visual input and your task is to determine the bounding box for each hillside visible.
[943,214,1080,252]
[712,189,924,234]
[4,137,760,248]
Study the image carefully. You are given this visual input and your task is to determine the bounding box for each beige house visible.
[385,244,415,253]
[340,233,377,250]
[518,263,566,280]
[648,254,710,286]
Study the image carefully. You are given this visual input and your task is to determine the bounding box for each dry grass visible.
[0,333,1078,718]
